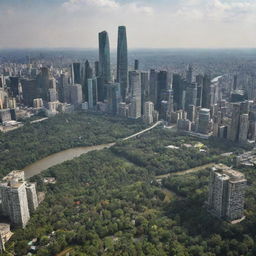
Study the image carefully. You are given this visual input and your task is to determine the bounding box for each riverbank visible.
[22,121,163,178]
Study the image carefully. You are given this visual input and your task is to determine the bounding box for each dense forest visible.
[4,125,256,256]
[0,112,147,177]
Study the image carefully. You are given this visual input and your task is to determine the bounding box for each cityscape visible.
[1,0,256,255]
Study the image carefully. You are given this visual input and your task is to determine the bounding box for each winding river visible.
[22,143,115,179]
[22,121,163,179]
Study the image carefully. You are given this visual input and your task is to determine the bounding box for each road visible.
[155,163,215,180]
[122,121,163,141]
[30,117,49,124]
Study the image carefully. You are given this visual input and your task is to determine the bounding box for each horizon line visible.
[1,47,256,51]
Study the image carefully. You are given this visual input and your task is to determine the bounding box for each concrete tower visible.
[99,31,111,84]
[117,26,128,101]
[207,164,247,222]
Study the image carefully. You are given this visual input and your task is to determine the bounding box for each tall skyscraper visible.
[143,101,154,124]
[185,82,197,111]
[117,26,128,101]
[9,77,19,97]
[186,64,193,83]
[149,69,158,105]
[87,78,98,110]
[107,83,121,115]
[140,71,149,114]
[207,164,246,222]
[71,63,81,85]
[82,60,93,101]
[99,31,111,84]
[37,67,50,101]
[20,79,38,107]
[172,74,187,110]
[129,71,141,119]
[202,74,211,109]
[228,103,241,142]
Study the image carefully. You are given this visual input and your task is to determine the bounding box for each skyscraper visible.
[186,64,193,83]
[87,78,98,110]
[129,71,141,119]
[197,108,211,134]
[117,26,128,101]
[140,71,149,114]
[99,31,111,84]
[107,83,121,115]
[149,69,158,105]
[71,63,81,85]
[143,101,154,124]
[134,59,139,70]
[207,164,246,222]
[185,82,197,111]
[156,71,169,110]
[82,60,93,101]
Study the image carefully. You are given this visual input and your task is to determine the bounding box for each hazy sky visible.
[0,0,256,49]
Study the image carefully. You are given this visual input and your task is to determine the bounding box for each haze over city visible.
[1,0,256,49]
[1,0,256,255]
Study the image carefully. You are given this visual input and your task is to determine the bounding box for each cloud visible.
[173,0,256,22]
[62,0,119,12]
[62,0,154,15]
[0,0,255,48]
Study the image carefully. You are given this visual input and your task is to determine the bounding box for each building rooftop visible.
[212,164,246,182]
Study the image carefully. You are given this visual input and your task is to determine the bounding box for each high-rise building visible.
[196,74,204,106]
[37,67,50,101]
[134,59,139,70]
[202,74,211,109]
[99,31,111,84]
[82,60,93,101]
[0,171,39,228]
[20,79,38,107]
[186,64,193,83]
[156,71,169,110]
[207,164,247,222]
[172,74,187,110]
[70,84,83,106]
[187,104,196,123]
[71,63,81,85]
[117,26,128,101]
[87,78,98,110]
[58,73,69,103]
[143,101,154,124]
[48,88,58,102]
[197,108,211,134]
[94,61,99,77]
[9,77,19,97]
[185,82,197,111]
[128,71,141,119]
[0,181,30,228]
[140,71,149,114]
[25,183,39,213]
[149,69,158,105]
[228,103,241,142]
[107,83,121,115]
[238,114,249,144]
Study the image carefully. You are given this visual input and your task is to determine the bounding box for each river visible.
[22,143,115,179]
[22,121,163,179]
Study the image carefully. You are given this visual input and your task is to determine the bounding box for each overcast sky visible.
[0,0,256,49]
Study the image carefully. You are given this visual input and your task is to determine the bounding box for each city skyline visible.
[1,0,256,49]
